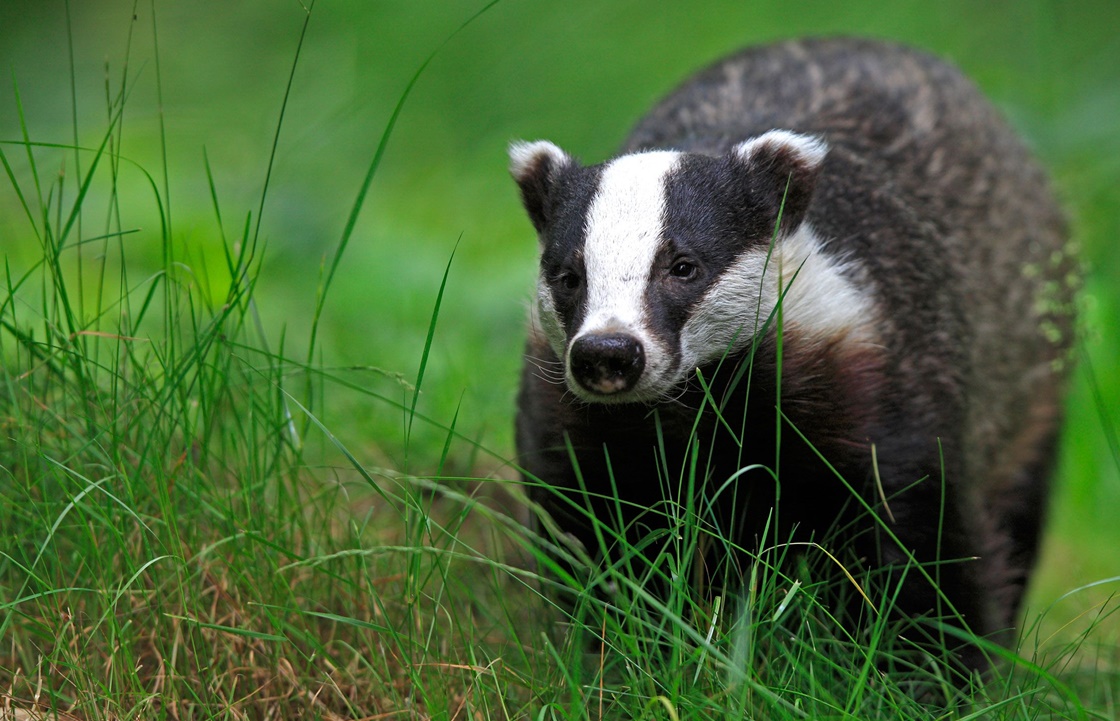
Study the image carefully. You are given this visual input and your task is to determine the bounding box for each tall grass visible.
[2,3,1118,720]
[0,4,530,718]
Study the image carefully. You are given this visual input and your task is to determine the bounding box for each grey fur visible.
[513,37,1076,671]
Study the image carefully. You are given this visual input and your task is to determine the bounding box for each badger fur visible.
[510,38,1076,668]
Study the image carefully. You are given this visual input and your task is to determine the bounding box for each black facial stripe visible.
[663,153,775,254]
[539,163,604,338]
[640,155,764,358]
[640,235,687,376]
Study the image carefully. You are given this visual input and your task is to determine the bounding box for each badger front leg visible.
[852,438,1002,676]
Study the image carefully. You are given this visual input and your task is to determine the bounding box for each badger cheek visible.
[534,286,569,361]
[677,259,770,372]
[631,337,681,398]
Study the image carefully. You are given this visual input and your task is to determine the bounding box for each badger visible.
[510,37,1076,669]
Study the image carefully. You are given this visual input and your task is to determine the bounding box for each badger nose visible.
[569,333,645,396]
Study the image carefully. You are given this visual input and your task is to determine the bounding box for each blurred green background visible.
[1,0,1117,613]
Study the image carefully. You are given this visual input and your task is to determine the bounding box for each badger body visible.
[511,38,1075,663]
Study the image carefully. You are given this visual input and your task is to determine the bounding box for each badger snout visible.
[569,333,646,397]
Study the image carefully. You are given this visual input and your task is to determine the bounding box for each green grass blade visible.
[407,239,459,453]
[304,0,501,369]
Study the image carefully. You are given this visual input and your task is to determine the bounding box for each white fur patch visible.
[508,140,570,182]
[734,129,829,169]
[535,277,566,359]
[567,150,682,401]
[679,224,877,372]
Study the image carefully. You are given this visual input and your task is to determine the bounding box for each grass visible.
[2,1,1119,719]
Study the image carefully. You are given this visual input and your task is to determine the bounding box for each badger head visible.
[510,130,845,405]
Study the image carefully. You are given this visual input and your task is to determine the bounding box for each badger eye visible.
[558,271,581,291]
[669,260,697,279]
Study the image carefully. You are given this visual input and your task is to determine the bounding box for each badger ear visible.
[732,130,828,234]
[509,140,574,234]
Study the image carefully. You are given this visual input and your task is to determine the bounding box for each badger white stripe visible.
[565,151,683,400]
[579,151,681,334]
